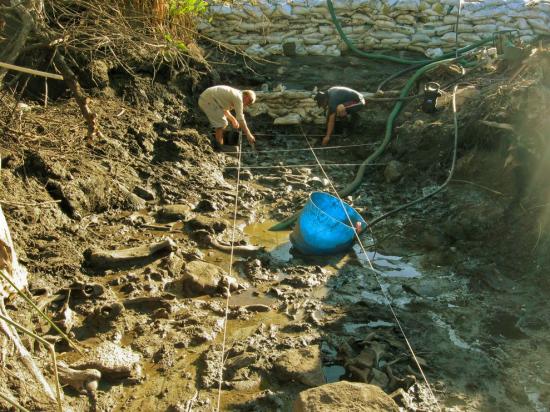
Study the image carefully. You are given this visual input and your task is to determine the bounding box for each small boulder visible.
[88,60,110,89]
[155,204,194,223]
[194,199,218,212]
[133,185,155,201]
[384,160,404,183]
[292,381,399,412]
[186,215,228,233]
[176,260,227,297]
[273,346,325,387]
[369,368,390,389]
[73,341,141,380]
[119,185,147,211]
[225,352,257,381]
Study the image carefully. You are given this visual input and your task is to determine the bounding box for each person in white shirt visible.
[198,85,256,150]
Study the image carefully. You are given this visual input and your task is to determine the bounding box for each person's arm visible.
[235,98,255,144]
[239,118,255,145]
[224,110,239,129]
[322,112,336,146]
[336,104,347,117]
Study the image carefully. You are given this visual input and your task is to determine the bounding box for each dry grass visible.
[115,0,201,41]
[41,0,210,74]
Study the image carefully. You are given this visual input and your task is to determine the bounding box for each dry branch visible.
[0,61,63,81]
[54,53,103,142]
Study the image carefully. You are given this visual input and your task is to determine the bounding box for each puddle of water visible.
[360,289,412,308]
[431,312,483,353]
[229,289,276,307]
[323,365,345,383]
[244,220,292,262]
[343,323,369,334]
[367,320,396,328]
[526,388,549,412]
[270,241,293,262]
[203,248,236,266]
[343,320,395,335]
[353,246,422,278]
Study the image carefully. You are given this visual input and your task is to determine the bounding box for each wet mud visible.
[1,52,550,412]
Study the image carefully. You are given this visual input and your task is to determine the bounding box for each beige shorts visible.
[198,95,227,129]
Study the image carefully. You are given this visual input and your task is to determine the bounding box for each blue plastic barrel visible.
[290,192,367,255]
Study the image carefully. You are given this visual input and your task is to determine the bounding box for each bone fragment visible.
[84,238,176,269]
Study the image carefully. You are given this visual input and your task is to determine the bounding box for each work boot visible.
[210,137,222,152]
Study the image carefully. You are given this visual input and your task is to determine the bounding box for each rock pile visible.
[199,0,550,58]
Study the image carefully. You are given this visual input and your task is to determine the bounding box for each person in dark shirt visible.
[315,86,366,146]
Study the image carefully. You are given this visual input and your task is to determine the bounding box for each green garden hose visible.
[326,0,493,65]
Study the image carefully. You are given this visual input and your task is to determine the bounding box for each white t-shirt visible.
[200,86,245,123]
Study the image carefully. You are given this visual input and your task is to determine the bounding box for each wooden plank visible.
[0,61,64,80]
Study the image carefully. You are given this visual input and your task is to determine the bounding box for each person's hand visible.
[230,119,240,129]
[322,136,330,146]
[247,134,256,145]
[336,104,347,117]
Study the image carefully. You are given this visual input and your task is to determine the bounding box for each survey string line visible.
[223,162,386,170]
[215,134,377,408]
[216,132,244,412]
[297,125,441,410]
[240,141,377,155]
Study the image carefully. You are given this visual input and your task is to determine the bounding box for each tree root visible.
[53,53,104,142]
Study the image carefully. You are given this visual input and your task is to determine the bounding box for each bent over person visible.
[315,86,366,146]
[198,85,256,151]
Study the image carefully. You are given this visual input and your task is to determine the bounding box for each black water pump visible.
[421,82,442,113]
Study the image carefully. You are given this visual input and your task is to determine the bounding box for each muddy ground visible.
[1,48,550,412]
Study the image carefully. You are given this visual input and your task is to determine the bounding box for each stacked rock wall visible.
[247,89,324,124]
[246,88,374,125]
[198,0,550,58]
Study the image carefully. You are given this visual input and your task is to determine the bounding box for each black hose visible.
[376,64,424,93]
[367,83,462,228]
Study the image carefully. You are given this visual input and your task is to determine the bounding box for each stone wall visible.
[198,0,550,58]
[247,88,324,124]
[246,87,375,125]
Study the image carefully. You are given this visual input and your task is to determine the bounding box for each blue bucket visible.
[290,192,367,255]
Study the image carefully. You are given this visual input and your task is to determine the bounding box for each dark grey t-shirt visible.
[327,87,365,114]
